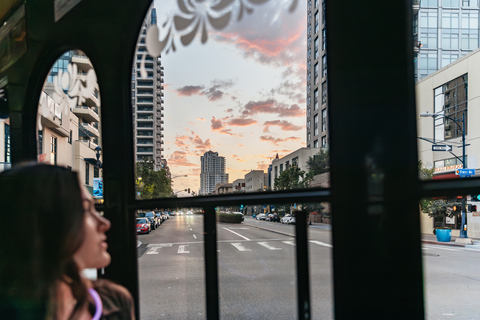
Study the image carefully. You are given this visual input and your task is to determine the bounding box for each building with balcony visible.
[132,7,167,172]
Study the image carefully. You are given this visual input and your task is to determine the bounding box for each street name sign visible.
[455,168,475,177]
[432,145,453,152]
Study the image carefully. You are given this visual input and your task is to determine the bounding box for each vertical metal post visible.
[294,210,311,320]
[203,205,219,319]
[460,113,468,238]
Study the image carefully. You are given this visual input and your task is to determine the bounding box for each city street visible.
[137,215,480,320]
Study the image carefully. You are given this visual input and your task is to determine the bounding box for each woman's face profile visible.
[74,186,111,270]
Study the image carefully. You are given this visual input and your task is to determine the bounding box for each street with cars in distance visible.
[137,212,480,320]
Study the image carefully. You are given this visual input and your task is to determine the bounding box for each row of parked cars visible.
[136,211,170,234]
[255,213,296,224]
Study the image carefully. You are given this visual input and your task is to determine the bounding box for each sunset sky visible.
[153,0,307,194]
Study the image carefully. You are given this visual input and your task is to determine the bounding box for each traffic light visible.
[0,87,8,119]
[471,194,480,201]
[187,188,190,193]
[468,204,477,212]
[453,205,462,212]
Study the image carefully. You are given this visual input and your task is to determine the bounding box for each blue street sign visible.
[456,168,475,177]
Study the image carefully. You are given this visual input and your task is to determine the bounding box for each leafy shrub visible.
[217,212,243,223]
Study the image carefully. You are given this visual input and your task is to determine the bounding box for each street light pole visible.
[420,111,467,238]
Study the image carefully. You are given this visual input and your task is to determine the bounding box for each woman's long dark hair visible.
[0,164,88,319]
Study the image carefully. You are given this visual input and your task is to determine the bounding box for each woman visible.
[0,164,135,319]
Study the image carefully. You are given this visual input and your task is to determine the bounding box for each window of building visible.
[307,24,312,35]
[85,162,90,185]
[322,136,327,148]
[280,164,283,173]
[68,130,72,144]
[308,59,311,71]
[461,29,478,50]
[51,136,57,165]
[292,157,298,166]
[286,161,290,170]
[307,119,311,129]
[314,140,318,148]
[322,109,327,132]
[322,54,327,78]
[314,88,319,110]
[315,11,319,33]
[322,28,326,51]
[419,51,438,77]
[4,124,10,163]
[38,130,43,155]
[307,107,311,117]
[322,81,327,105]
[314,37,319,59]
[421,0,438,7]
[274,166,278,179]
[433,74,468,141]
[441,51,459,67]
[463,0,479,7]
[443,0,460,7]
[461,10,478,29]
[314,63,319,85]
[308,47,311,59]
[94,166,99,178]
[307,132,311,141]
[315,0,319,8]
[314,114,319,136]
[442,29,459,50]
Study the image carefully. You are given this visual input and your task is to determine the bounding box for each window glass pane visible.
[37,50,103,197]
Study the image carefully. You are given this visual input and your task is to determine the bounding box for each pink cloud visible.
[176,85,204,96]
[167,151,198,167]
[242,99,305,118]
[228,118,258,126]
[263,120,303,133]
[260,135,300,145]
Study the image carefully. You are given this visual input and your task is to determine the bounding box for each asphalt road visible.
[137,215,480,320]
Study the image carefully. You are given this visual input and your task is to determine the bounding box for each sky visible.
[152,0,307,194]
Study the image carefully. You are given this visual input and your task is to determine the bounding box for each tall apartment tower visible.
[414,0,480,80]
[200,151,229,195]
[306,0,328,150]
[132,7,167,172]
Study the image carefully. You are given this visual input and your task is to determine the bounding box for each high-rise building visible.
[306,0,328,150]
[132,7,167,172]
[306,1,480,145]
[414,0,480,80]
[200,151,228,195]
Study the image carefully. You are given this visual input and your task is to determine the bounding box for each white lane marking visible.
[190,228,193,231]
[147,243,173,248]
[232,243,251,251]
[282,241,295,246]
[147,247,161,254]
[309,240,332,248]
[229,228,250,230]
[223,227,250,241]
[258,242,282,250]
[178,245,190,253]
[193,234,197,239]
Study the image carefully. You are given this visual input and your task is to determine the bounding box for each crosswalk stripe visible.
[147,247,160,254]
[258,242,282,250]
[282,241,295,246]
[309,240,332,248]
[231,243,251,251]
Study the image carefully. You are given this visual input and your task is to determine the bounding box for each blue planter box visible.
[436,229,452,242]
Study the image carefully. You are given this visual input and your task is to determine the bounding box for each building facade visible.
[417,47,480,237]
[306,0,328,150]
[270,147,320,190]
[415,0,480,81]
[199,150,228,195]
[245,170,268,192]
[132,7,167,172]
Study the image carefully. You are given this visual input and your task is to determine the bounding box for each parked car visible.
[281,214,292,224]
[146,216,156,230]
[256,213,266,220]
[155,213,163,225]
[232,212,244,221]
[267,214,280,222]
[186,210,193,215]
[136,218,150,234]
[288,217,296,225]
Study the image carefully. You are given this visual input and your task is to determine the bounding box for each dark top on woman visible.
[88,279,135,320]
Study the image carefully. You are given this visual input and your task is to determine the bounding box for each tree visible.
[306,149,330,175]
[135,159,173,199]
[274,166,310,191]
[418,161,459,227]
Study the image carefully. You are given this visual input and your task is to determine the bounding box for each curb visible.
[422,240,465,247]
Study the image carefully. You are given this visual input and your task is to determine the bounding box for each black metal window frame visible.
[4,1,480,319]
